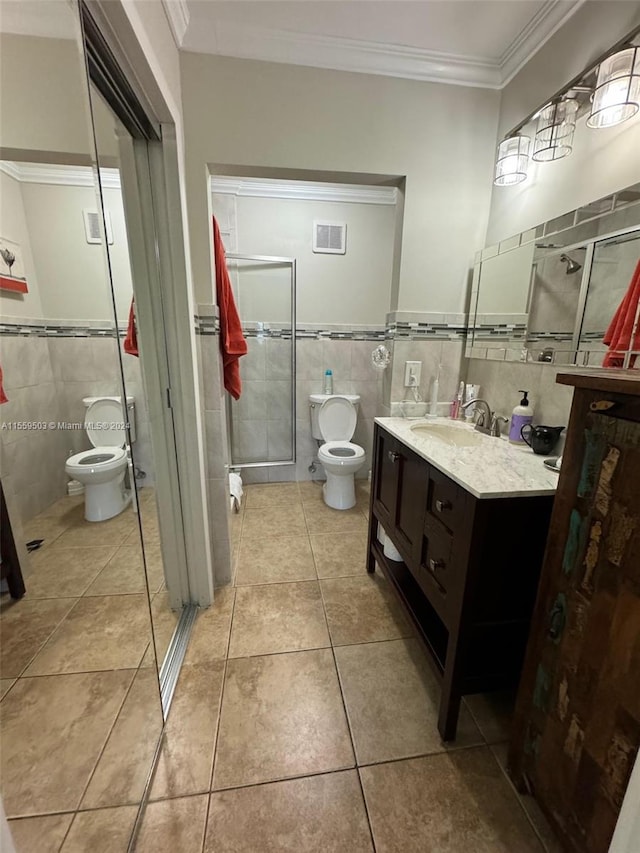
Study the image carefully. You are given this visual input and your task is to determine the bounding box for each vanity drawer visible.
[415,522,455,625]
[426,468,463,535]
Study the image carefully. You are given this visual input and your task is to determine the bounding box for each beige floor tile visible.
[464,689,515,744]
[0,678,16,699]
[84,545,148,596]
[61,806,138,852]
[25,595,151,675]
[205,770,374,852]
[136,795,208,853]
[310,530,368,578]
[149,592,179,665]
[213,649,354,790]
[24,545,117,599]
[335,639,483,764]
[320,574,413,645]
[9,813,74,853]
[37,494,85,520]
[143,544,166,594]
[55,512,137,548]
[229,582,330,658]
[0,670,133,815]
[235,535,316,585]
[184,587,235,664]
[491,743,563,853]
[244,482,302,508]
[298,481,325,502]
[21,516,71,550]
[0,598,77,678]
[82,668,163,809]
[242,505,307,540]
[360,749,543,853]
[303,501,368,534]
[150,661,225,800]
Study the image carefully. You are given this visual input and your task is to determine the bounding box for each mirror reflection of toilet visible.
[309,394,365,510]
[65,396,136,522]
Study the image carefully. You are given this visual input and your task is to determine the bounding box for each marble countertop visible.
[375,417,559,500]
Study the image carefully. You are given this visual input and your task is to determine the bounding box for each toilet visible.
[309,394,365,510]
[65,396,136,522]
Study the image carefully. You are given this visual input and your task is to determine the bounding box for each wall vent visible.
[83,210,114,244]
[313,220,346,255]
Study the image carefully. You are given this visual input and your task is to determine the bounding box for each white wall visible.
[214,192,396,325]
[19,182,133,322]
[0,32,94,164]
[0,171,44,319]
[182,54,500,316]
[486,2,640,245]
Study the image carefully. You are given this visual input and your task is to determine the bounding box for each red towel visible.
[0,365,7,404]
[212,216,247,399]
[124,298,139,357]
[603,259,640,368]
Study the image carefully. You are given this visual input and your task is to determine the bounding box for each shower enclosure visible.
[225,254,297,471]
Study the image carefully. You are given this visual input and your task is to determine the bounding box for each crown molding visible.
[0,162,121,190]
[499,0,587,86]
[211,176,398,206]
[197,20,503,89]
[162,0,190,48]
[183,1,586,90]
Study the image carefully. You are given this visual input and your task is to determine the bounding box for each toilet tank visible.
[82,396,136,443]
[309,394,360,440]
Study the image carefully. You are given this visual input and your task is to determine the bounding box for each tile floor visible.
[2,480,561,852]
[0,488,169,849]
[133,480,558,852]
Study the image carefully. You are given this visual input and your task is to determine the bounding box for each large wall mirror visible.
[467,183,640,368]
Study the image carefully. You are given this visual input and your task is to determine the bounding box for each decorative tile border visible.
[470,323,528,341]
[389,320,467,341]
[0,320,125,338]
[194,314,220,336]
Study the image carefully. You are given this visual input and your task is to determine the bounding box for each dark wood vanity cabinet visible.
[368,424,554,741]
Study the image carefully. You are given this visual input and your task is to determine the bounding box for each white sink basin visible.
[410,422,485,447]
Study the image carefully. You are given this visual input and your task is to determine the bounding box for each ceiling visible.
[166,0,586,88]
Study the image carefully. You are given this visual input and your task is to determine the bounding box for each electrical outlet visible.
[404,361,422,387]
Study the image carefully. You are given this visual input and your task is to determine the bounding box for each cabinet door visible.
[394,445,430,569]
[372,428,400,531]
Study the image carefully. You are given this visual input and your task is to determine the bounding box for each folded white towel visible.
[229,472,243,513]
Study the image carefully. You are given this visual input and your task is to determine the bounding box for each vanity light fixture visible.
[494,135,530,186]
[587,46,640,128]
[533,98,579,161]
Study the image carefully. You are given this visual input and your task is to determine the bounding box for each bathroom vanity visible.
[367,418,557,741]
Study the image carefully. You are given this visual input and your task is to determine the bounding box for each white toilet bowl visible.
[309,394,366,510]
[64,396,135,522]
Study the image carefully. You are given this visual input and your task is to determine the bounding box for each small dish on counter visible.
[543,456,562,473]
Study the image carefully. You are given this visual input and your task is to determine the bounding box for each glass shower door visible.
[226,254,296,469]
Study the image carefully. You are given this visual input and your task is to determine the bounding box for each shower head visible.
[560,253,582,275]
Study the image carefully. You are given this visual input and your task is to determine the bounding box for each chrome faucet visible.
[461,398,507,437]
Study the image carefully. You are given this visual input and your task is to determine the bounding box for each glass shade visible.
[533,99,579,162]
[587,47,640,129]
[494,135,530,186]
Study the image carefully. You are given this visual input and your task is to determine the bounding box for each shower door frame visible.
[225,252,297,470]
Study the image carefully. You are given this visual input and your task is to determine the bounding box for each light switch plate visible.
[404,361,422,387]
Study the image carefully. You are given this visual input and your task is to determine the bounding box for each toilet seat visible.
[66,446,127,474]
[318,441,365,464]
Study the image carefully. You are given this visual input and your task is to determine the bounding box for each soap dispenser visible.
[509,390,533,444]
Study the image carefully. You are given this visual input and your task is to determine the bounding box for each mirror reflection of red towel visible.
[212,216,247,399]
[0,365,7,404]
[603,259,640,368]
[124,298,139,357]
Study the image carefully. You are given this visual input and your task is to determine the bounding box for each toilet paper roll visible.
[382,529,403,561]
